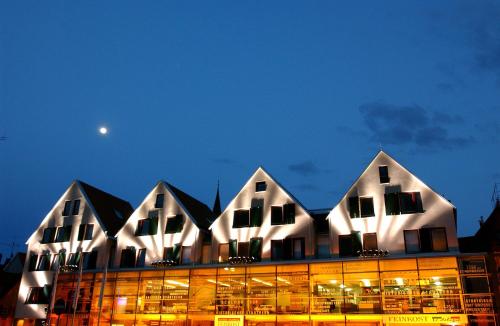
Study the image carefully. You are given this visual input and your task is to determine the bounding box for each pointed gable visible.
[77,181,134,236]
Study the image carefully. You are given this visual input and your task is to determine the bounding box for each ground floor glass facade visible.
[35,256,496,326]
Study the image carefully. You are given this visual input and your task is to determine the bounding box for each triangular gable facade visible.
[210,167,315,262]
[327,151,458,256]
[115,181,212,267]
[17,181,132,319]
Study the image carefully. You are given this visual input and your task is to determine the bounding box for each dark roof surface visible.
[78,181,134,236]
[166,183,214,230]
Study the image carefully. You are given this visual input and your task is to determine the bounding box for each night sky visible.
[1,1,499,259]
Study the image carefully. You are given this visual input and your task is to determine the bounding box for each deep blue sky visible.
[1,1,499,258]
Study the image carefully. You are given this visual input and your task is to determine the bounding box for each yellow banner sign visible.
[383,314,467,324]
[215,316,244,326]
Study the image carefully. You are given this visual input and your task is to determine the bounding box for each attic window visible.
[155,194,165,209]
[271,204,295,225]
[136,215,158,236]
[233,210,250,228]
[379,166,390,184]
[165,215,184,234]
[256,181,267,192]
[62,201,72,216]
[72,200,81,215]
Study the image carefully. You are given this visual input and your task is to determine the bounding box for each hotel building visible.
[14,152,497,326]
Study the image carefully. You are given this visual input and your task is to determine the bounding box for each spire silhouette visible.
[212,181,221,218]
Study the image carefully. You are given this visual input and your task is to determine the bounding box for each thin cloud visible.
[359,102,473,150]
[288,161,320,176]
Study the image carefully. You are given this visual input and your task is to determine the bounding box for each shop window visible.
[165,214,184,233]
[120,247,136,268]
[271,204,295,225]
[136,248,146,267]
[77,224,94,241]
[55,225,72,242]
[136,214,158,236]
[155,193,164,208]
[25,286,51,304]
[339,232,362,257]
[41,227,57,244]
[379,166,390,183]
[404,228,448,254]
[349,197,374,218]
[250,237,262,261]
[218,243,229,263]
[250,199,264,227]
[232,210,250,228]
[83,251,98,270]
[363,233,378,250]
[385,192,424,215]
[256,181,267,192]
[62,201,72,216]
[181,246,192,264]
[72,199,80,215]
[271,238,304,260]
[36,253,51,271]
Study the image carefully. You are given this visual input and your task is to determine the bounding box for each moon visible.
[99,127,108,135]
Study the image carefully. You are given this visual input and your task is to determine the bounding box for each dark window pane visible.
[155,194,165,208]
[85,224,93,240]
[400,192,424,214]
[384,193,400,215]
[78,225,86,241]
[250,238,262,261]
[232,210,250,228]
[84,251,98,270]
[62,201,71,216]
[120,248,136,268]
[271,240,283,261]
[404,230,420,253]
[339,235,353,257]
[238,242,249,257]
[271,206,283,225]
[165,215,184,233]
[283,203,295,224]
[431,228,448,252]
[379,166,390,183]
[148,216,158,235]
[229,239,238,257]
[172,244,181,264]
[136,219,147,236]
[136,249,146,267]
[250,207,263,227]
[283,238,293,260]
[463,276,490,293]
[255,181,267,192]
[348,197,360,218]
[42,228,56,244]
[363,233,378,250]
[63,225,72,241]
[72,200,80,215]
[293,238,305,260]
[352,232,362,255]
[420,228,433,252]
[28,254,38,272]
[163,247,173,260]
[360,197,375,217]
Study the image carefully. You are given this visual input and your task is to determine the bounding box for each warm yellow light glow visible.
[277,277,291,284]
[165,280,189,288]
[329,279,338,284]
[251,278,273,287]
[362,279,371,287]
[395,277,404,285]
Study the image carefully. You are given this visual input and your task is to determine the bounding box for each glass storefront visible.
[46,256,495,326]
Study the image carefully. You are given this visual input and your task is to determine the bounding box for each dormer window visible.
[155,194,164,209]
[255,181,267,192]
[379,166,390,184]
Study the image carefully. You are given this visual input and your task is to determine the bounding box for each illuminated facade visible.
[14,152,498,325]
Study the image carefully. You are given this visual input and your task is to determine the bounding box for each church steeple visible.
[212,181,221,218]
